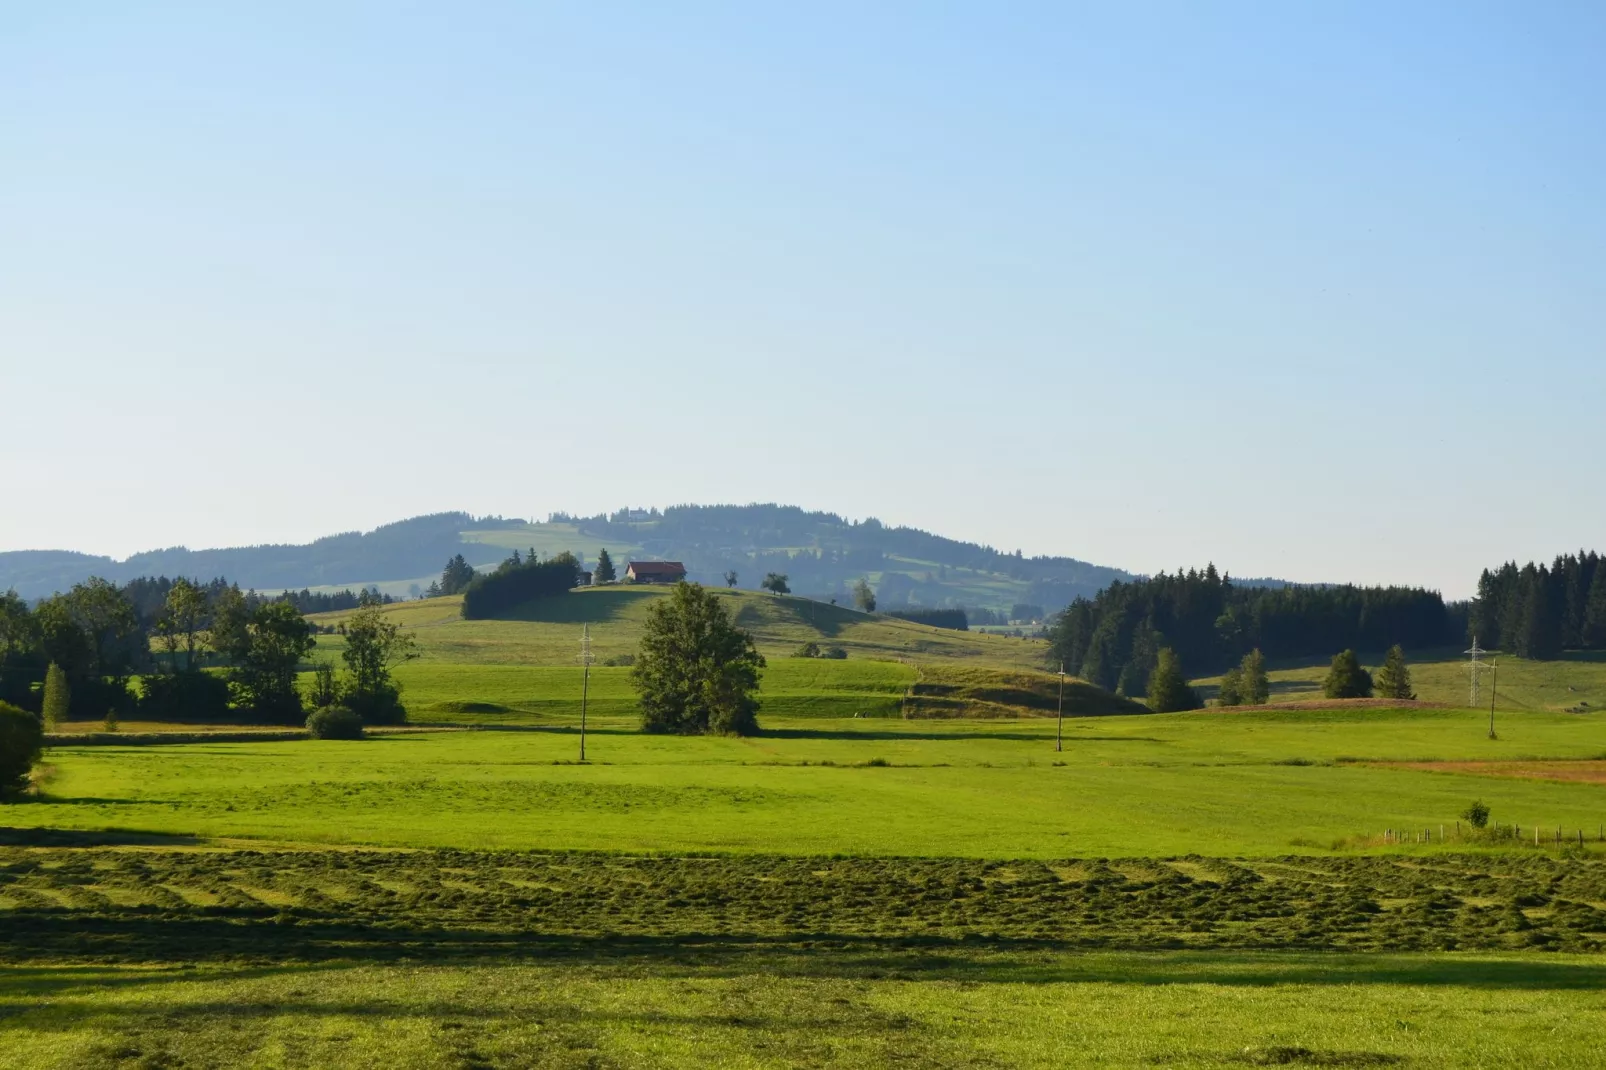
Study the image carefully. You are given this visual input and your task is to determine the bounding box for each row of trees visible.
[0,576,414,727]
[1047,566,1460,693]
[1469,553,1606,659]
[1138,642,1416,712]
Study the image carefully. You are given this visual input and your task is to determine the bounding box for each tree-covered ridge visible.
[1046,566,1464,692]
[556,503,1136,611]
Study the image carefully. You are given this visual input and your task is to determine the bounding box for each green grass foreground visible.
[5,952,1606,1069]
[4,846,1606,1068]
[13,708,1606,855]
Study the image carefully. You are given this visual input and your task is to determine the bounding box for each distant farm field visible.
[307,587,1051,669]
[1195,648,1606,713]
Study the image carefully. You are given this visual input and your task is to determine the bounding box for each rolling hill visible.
[300,586,1143,721]
[1,504,1139,613]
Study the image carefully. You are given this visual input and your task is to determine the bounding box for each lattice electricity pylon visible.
[578,623,595,667]
[1464,636,1490,707]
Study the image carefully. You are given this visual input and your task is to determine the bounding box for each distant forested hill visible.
[0,513,507,599]
[0,505,1136,611]
[540,503,1136,613]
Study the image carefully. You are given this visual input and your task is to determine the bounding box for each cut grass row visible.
[4,849,1606,1067]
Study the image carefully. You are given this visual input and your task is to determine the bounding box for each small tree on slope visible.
[1374,644,1415,700]
[1147,648,1201,713]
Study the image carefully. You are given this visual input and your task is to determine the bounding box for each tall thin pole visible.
[1488,661,1497,740]
[579,623,594,761]
[1056,662,1066,753]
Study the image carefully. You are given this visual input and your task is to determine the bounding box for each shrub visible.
[306,705,365,740]
[822,646,848,659]
[0,702,43,799]
[602,653,635,667]
[1463,799,1490,829]
[794,641,821,659]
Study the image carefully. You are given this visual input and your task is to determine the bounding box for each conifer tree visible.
[1374,644,1415,700]
[1146,648,1201,712]
[594,548,617,584]
[42,663,70,728]
[1322,649,1374,699]
[1216,665,1244,707]
[1583,564,1606,648]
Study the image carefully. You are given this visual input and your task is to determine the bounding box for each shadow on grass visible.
[494,589,660,624]
[0,827,205,847]
[0,913,1599,991]
[760,727,1167,743]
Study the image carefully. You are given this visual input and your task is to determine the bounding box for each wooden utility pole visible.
[579,623,594,761]
[1056,662,1066,753]
[1488,661,1497,740]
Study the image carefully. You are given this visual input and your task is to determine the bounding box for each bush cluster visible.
[305,705,365,740]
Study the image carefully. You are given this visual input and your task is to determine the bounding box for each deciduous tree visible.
[853,578,876,613]
[761,573,790,595]
[341,602,418,724]
[632,582,765,736]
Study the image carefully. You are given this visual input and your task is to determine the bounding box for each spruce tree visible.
[1583,563,1606,649]
[1241,648,1270,705]
[1322,649,1374,699]
[1374,644,1415,700]
[42,663,70,727]
[594,548,617,584]
[1146,648,1201,713]
[1216,665,1244,707]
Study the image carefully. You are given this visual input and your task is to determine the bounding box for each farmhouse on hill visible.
[625,561,687,584]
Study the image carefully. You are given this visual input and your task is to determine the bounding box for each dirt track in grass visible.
[1376,759,1606,784]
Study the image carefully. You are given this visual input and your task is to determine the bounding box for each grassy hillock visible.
[902,664,1145,718]
[308,586,1050,670]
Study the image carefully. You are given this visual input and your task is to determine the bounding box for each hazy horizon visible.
[4,4,1601,601]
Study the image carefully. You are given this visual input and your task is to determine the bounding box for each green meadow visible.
[16,707,1606,856]
[12,590,1606,1067]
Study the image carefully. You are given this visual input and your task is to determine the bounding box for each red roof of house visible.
[626,561,686,575]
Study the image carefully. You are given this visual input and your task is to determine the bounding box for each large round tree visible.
[632,582,765,735]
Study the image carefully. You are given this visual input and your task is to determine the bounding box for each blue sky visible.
[2,2,1601,597]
